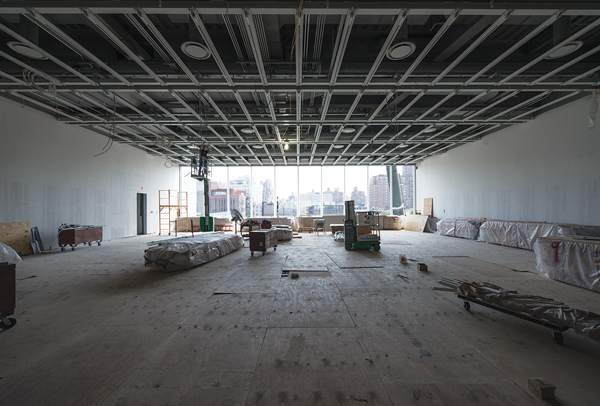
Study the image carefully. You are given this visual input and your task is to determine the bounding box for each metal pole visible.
[366,166,370,210]
[343,166,346,215]
[250,166,253,217]
[297,164,300,216]
[204,178,209,231]
[226,166,230,216]
[320,166,324,217]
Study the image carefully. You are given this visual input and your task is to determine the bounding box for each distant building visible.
[279,194,297,217]
[262,201,275,216]
[323,187,343,204]
[369,174,389,211]
[350,187,366,209]
[209,189,228,214]
[299,190,321,215]
[398,166,415,210]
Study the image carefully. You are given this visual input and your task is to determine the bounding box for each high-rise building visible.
[299,190,321,215]
[398,166,415,210]
[350,186,366,209]
[369,174,389,211]
[323,187,343,204]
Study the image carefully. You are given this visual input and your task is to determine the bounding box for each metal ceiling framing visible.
[0,1,599,167]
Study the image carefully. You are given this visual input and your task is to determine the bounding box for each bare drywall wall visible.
[416,95,600,226]
[0,97,179,247]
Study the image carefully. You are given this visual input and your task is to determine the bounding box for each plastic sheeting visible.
[144,233,243,272]
[424,216,439,233]
[458,281,600,339]
[437,218,484,240]
[534,236,600,292]
[0,242,22,265]
[479,221,600,250]
[478,221,518,247]
[273,226,293,241]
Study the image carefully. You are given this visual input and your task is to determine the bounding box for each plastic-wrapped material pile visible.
[479,220,518,247]
[479,221,600,250]
[437,218,483,240]
[273,225,293,241]
[534,236,600,292]
[144,233,243,272]
[458,281,600,339]
[0,242,22,265]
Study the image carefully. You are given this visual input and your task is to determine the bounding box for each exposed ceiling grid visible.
[0,2,598,166]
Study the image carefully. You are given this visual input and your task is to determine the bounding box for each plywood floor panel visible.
[247,328,393,405]
[183,293,275,329]
[126,325,265,390]
[98,387,249,406]
[269,278,354,328]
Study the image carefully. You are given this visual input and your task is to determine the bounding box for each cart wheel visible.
[262,252,265,256]
[71,247,76,251]
[463,301,471,311]
[61,247,65,252]
[345,243,352,251]
[373,244,381,251]
[274,247,277,251]
[98,242,101,246]
[553,331,564,345]
[251,252,254,257]
[0,318,17,330]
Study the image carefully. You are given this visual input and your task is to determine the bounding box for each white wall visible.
[0,97,179,247]
[416,95,600,226]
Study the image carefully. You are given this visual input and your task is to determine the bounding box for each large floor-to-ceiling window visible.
[186,165,414,218]
[299,166,322,216]
[276,166,298,217]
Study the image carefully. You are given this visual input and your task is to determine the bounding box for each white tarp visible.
[144,233,243,272]
[534,236,600,292]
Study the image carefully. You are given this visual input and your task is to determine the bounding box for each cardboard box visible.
[357,226,372,234]
[527,378,555,399]
[417,263,428,271]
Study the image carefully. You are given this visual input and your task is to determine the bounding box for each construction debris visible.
[417,263,428,271]
[528,378,556,399]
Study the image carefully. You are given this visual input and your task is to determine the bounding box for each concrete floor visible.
[1,230,599,406]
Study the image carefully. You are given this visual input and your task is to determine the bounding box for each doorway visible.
[137,193,147,235]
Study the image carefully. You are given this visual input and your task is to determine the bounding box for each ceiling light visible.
[241,127,254,134]
[7,41,47,60]
[252,144,264,149]
[386,42,416,60]
[423,127,437,133]
[399,143,408,148]
[180,41,211,60]
[332,144,344,149]
[284,142,289,150]
[341,127,355,133]
[546,41,583,59]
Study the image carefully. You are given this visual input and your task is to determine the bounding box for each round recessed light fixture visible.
[423,127,437,133]
[386,41,416,60]
[284,142,289,150]
[398,143,408,148]
[180,41,211,60]
[340,127,355,133]
[546,41,583,59]
[241,127,254,134]
[7,41,47,60]
[252,144,264,149]
[332,144,344,149]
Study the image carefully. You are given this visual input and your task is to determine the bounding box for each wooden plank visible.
[403,215,428,232]
[247,328,393,405]
[424,198,433,216]
[0,221,32,255]
[269,278,354,328]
